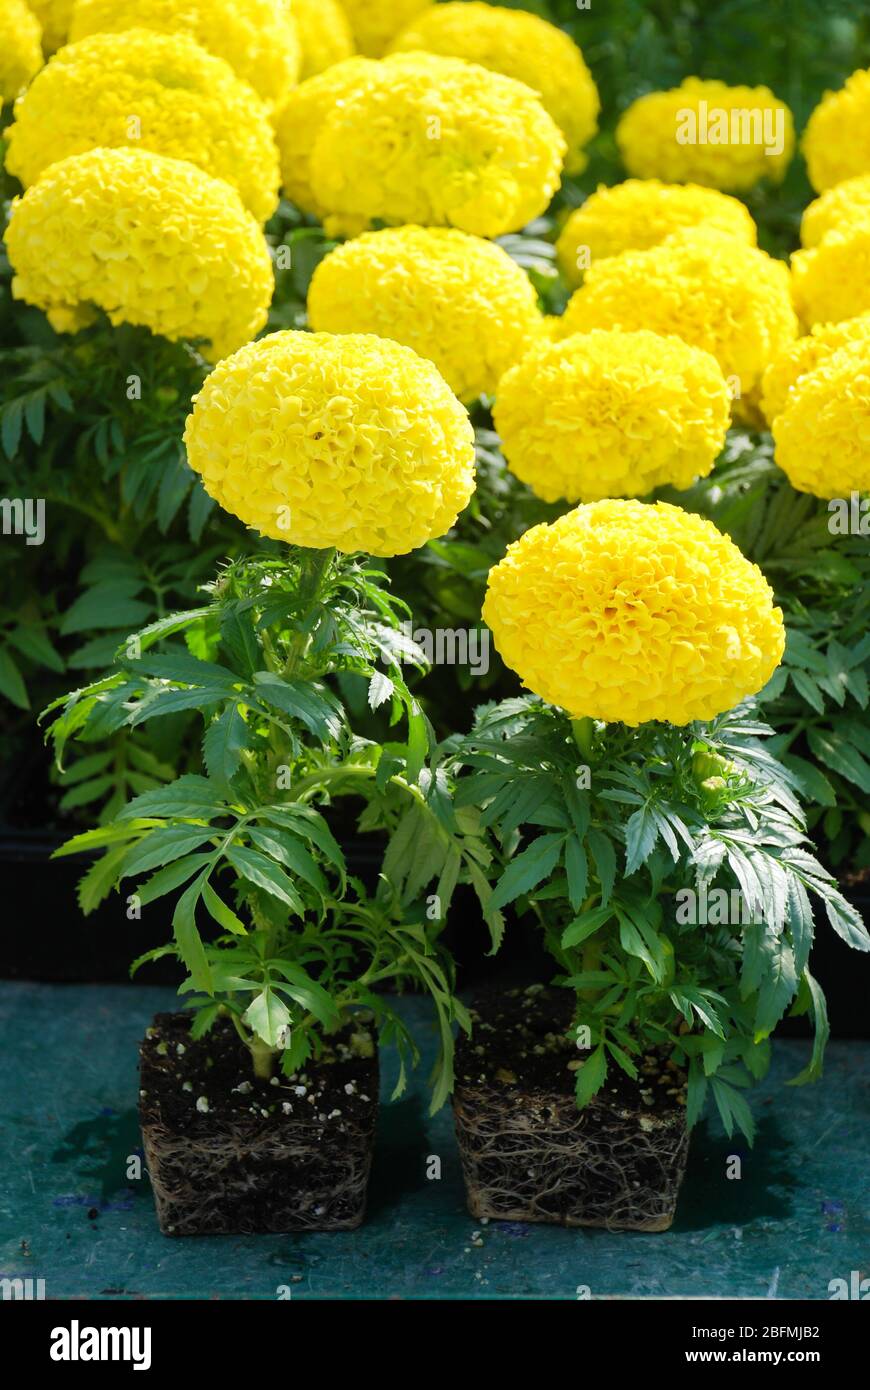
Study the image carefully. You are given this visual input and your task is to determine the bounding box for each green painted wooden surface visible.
[0,983,867,1300]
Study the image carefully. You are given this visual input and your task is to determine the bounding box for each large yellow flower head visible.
[388,2,599,175]
[493,330,730,504]
[802,69,870,192]
[558,229,798,403]
[556,179,757,287]
[0,0,42,102]
[184,331,476,555]
[801,174,870,247]
[26,0,71,53]
[772,345,870,499]
[616,78,794,191]
[5,148,273,361]
[69,0,300,108]
[275,52,565,238]
[483,501,785,726]
[293,0,354,79]
[340,0,432,57]
[761,315,870,424]
[308,225,545,402]
[6,30,280,222]
[792,227,870,327]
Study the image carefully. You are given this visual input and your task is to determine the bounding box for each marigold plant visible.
[69,0,301,108]
[556,180,757,287]
[184,331,476,555]
[772,345,870,498]
[616,78,794,191]
[25,0,70,53]
[389,2,599,174]
[801,173,870,247]
[308,225,545,403]
[293,0,354,79]
[5,29,280,222]
[493,330,730,504]
[5,147,273,361]
[0,0,42,101]
[792,227,870,326]
[340,0,433,56]
[482,500,785,726]
[802,68,870,192]
[275,52,565,238]
[558,229,798,403]
[761,315,870,423]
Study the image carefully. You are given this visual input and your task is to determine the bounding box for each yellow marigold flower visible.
[792,226,870,327]
[6,30,280,222]
[800,174,870,247]
[26,0,71,53]
[340,0,432,57]
[5,148,273,361]
[493,330,730,504]
[802,69,870,192]
[286,52,565,239]
[184,331,475,555]
[483,500,785,726]
[273,57,378,220]
[69,0,300,109]
[773,344,870,498]
[389,2,599,175]
[308,225,545,402]
[761,315,870,423]
[558,229,798,403]
[293,0,354,79]
[556,179,757,287]
[1,0,42,102]
[616,78,793,191]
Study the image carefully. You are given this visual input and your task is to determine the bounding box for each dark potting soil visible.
[453,987,690,1230]
[139,1012,379,1235]
[455,985,687,1116]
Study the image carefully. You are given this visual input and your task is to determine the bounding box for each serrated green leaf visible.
[488,832,565,913]
[587,828,616,907]
[825,891,870,952]
[247,827,327,895]
[203,704,248,789]
[564,835,588,912]
[254,673,343,741]
[807,728,870,794]
[787,969,830,1085]
[77,844,129,916]
[561,905,613,949]
[121,827,217,880]
[225,845,305,914]
[575,1044,607,1107]
[243,988,291,1048]
[6,624,64,673]
[220,608,261,680]
[119,774,221,821]
[137,852,214,907]
[172,872,212,993]
[754,938,797,1041]
[624,806,659,876]
[0,648,29,709]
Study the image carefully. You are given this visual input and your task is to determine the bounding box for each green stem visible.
[571,717,595,762]
[287,762,428,809]
[580,940,602,1003]
[282,547,336,680]
[249,1035,276,1080]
